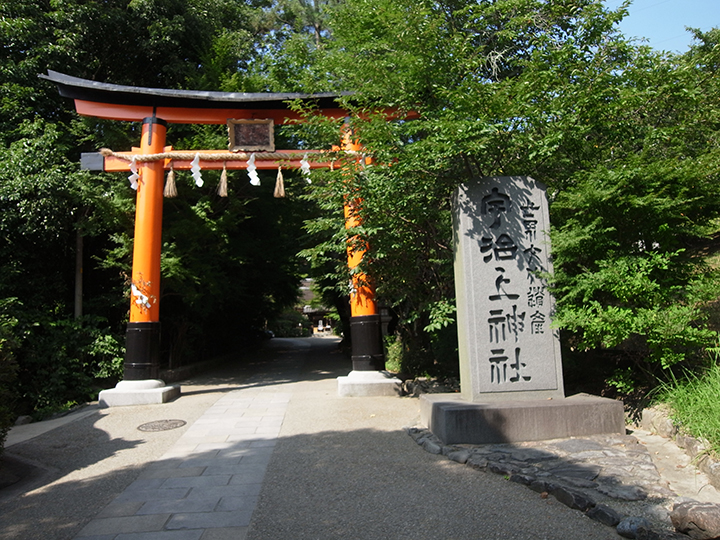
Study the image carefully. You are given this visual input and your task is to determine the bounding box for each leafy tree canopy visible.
[294,0,720,382]
[0,0,324,417]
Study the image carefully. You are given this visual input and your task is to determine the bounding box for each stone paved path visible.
[4,336,719,540]
[69,338,309,540]
[75,388,290,539]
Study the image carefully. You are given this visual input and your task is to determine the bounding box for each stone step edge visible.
[406,426,689,540]
[639,407,720,493]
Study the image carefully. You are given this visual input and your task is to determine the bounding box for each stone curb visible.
[640,407,720,494]
[407,427,689,540]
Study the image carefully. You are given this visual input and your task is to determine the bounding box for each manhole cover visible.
[137,419,187,432]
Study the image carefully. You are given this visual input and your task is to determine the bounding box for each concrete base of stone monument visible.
[337,370,402,397]
[420,393,624,445]
[98,380,181,408]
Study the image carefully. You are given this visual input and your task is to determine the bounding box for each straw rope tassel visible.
[274,166,286,198]
[218,163,228,197]
[164,163,178,198]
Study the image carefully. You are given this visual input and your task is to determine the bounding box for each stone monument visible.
[420,177,624,444]
[454,176,563,401]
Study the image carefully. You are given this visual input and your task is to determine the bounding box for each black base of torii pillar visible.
[349,314,385,371]
[339,314,400,395]
[124,321,161,380]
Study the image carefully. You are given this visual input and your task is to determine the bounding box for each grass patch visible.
[659,362,720,457]
[384,335,403,374]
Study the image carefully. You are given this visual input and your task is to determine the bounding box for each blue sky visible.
[604,0,720,52]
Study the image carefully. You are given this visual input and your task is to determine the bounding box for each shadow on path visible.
[0,337,657,539]
[0,415,143,540]
[0,337,347,540]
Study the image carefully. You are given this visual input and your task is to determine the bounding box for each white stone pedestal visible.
[337,370,402,397]
[98,379,180,407]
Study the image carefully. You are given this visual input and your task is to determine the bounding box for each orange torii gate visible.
[42,70,396,404]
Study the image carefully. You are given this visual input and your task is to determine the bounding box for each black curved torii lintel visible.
[39,70,354,124]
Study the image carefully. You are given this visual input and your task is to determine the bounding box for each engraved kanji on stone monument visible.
[453,177,564,401]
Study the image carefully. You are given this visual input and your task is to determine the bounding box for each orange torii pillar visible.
[125,117,166,380]
[344,196,385,371]
[99,117,180,406]
[337,135,401,396]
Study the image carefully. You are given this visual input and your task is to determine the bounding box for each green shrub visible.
[0,300,19,456]
[384,335,404,373]
[660,361,720,457]
[552,248,720,388]
[14,314,123,418]
[0,355,17,457]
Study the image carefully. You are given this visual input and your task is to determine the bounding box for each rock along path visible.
[2,336,717,540]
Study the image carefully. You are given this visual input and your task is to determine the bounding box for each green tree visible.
[0,0,320,417]
[297,0,720,383]
[0,120,129,414]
